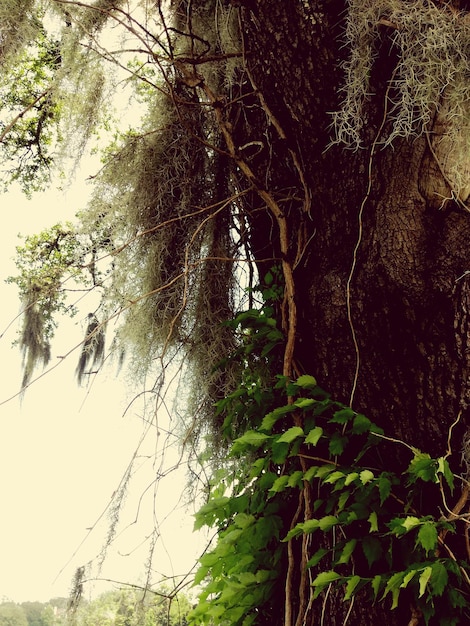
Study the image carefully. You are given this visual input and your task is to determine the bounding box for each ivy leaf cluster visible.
[190,284,470,626]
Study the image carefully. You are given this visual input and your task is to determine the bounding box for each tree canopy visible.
[3,1,470,625]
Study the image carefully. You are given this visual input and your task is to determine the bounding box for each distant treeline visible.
[0,587,191,626]
[0,598,68,626]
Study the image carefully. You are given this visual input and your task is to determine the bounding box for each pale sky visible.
[0,178,206,604]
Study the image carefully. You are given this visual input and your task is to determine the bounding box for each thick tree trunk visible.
[236,1,470,624]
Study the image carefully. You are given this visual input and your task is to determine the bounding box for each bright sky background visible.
[0,173,207,604]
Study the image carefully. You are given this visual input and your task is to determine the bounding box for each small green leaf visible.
[337,539,357,565]
[312,571,341,598]
[287,470,304,488]
[278,426,304,443]
[296,374,317,388]
[302,518,320,534]
[306,547,328,568]
[269,475,290,494]
[359,469,374,484]
[260,411,280,432]
[331,408,355,424]
[305,426,323,446]
[344,472,359,486]
[437,456,455,492]
[419,566,432,597]
[315,464,337,479]
[378,475,392,505]
[400,568,418,588]
[371,574,382,600]
[295,397,315,409]
[401,516,421,532]
[389,516,420,535]
[344,575,361,600]
[324,470,346,485]
[383,572,404,609]
[368,511,378,532]
[329,432,348,456]
[417,522,438,554]
[271,441,289,464]
[232,430,270,451]
[319,515,339,531]
[407,453,437,484]
[283,524,304,541]
[193,565,209,586]
[336,491,350,512]
[430,561,448,597]
[303,466,318,482]
[352,413,372,434]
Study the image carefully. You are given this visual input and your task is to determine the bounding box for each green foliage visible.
[71,587,191,626]
[0,27,62,194]
[7,222,110,389]
[190,295,470,625]
[0,603,28,626]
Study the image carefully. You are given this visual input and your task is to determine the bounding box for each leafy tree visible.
[3,1,470,625]
[20,602,55,626]
[0,603,28,626]
[70,588,190,626]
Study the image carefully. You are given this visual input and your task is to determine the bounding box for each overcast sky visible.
[0,176,205,604]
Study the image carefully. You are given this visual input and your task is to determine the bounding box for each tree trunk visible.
[235,1,470,624]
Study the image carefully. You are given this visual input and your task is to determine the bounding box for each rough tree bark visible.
[231,1,470,624]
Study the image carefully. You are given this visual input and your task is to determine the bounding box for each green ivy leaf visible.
[319,515,339,531]
[331,408,355,424]
[302,518,320,534]
[306,547,328,568]
[295,397,315,409]
[344,575,361,600]
[232,430,270,452]
[383,571,405,609]
[352,413,372,434]
[193,565,209,586]
[417,522,438,555]
[371,574,382,600]
[389,516,420,536]
[418,566,432,597]
[336,491,350,512]
[430,561,448,597]
[303,466,318,482]
[407,453,438,484]
[378,475,392,505]
[344,472,359,486]
[305,426,323,446]
[329,432,348,456]
[269,475,290,495]
[312,571,341,598]
[437,457,455,493]
[400,568,418,588]
[324,470,346,485]
[278,426,304,443]
[287,470,304,488]
[337,538,357,565]
[260,404,297,432]
[401,516,422,532]
[359,469,374,484]
[296,374,317,388]
[368,511,378,532]
[271,440,289,464]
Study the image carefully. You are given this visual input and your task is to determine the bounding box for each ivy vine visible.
[189,273,470,626]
